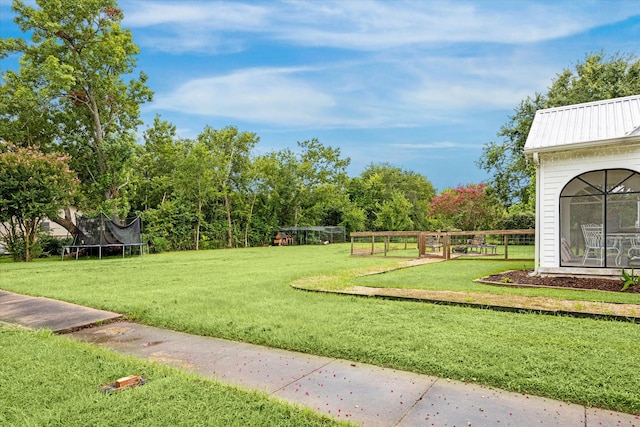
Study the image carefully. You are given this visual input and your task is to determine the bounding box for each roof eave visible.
[524,134,640,157]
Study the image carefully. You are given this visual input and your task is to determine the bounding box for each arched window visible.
[559,169,640,267]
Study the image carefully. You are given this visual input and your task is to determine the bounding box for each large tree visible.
[0,143,78,261]
[258,139,351,229]
[373,190,414,231]
[348,163,435,231]
[196,126,259,249]
[478,52,640,209]
[133,122,261,250]
[0,0,152,230]
[428,183,501,231]
[477,94,544,209]
[133,117,184,211]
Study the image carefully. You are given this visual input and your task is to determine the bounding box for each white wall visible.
[0,207,78,241]
[536,142,640,274]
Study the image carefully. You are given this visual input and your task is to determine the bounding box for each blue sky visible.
[1,1,639,191]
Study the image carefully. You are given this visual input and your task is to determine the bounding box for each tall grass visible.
[2,245,640,413]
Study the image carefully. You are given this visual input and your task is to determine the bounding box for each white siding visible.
[537,143,640,272]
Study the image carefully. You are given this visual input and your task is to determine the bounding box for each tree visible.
[0,0,152,229]
[373,191,414,231]
[130,118,201,252]
[349,163,435,230]
[478,52,640,209]
[477,94,544,209]
[0,143,77,261]
[547,52,640,106]
[175,140,217,250]
[257,139,350,229]
[134,123,261,250]
[293,139,351,226]
[428,183,500,231]
[338,204,366,233]
[196,126,258,248]
[134,117,184,211]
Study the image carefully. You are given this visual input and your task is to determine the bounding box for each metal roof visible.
[524,94,640,153]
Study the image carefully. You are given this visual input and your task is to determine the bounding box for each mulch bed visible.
[484,270,640,293]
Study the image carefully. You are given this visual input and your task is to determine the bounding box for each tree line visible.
[133,121,441,251]
[2,0,639,260]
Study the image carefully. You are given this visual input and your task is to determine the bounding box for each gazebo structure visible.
[524,94,640,276]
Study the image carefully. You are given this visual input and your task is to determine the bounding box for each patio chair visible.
[560,237,580,264]
[628,235,640,258]
[581,224,620,266]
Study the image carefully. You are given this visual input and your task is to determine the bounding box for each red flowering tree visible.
[428,183,501,231]
[0,144,78,261]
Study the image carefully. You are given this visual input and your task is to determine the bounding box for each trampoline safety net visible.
[73,213,142,246]
[63,213,143,260]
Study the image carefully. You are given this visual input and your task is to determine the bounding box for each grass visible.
[356,259,640,305]
[2,244,640,414]
[0,325,342,426]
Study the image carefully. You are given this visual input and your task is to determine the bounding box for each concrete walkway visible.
[1,290,639,426]
[0,290,121,333]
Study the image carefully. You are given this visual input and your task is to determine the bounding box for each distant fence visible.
[350,229,535,261]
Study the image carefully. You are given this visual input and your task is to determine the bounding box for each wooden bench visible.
[425,236,442,252]
[466,237,497,255]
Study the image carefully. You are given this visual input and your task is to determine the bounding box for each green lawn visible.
[2,244,640,414]
[0,325,342,426]
[356,258,640,304]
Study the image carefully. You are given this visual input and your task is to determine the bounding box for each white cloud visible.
[403,80,533,111]
[130,1,638,130]
[124,1,268,29]
[394,52,560,111]
[275,1,635,49]
[122,0,637,53]
[151,67,337,126]
[123,1,268,53]
[148,52,551,130]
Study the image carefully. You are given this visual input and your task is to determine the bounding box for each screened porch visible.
[560,169,640,268]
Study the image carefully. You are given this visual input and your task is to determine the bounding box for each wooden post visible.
[350,236,354,256]
[384,235,389,256]
[371,235,375,255]
[504,234,509,260]
[418,233,425,257]
[444,234,451,260]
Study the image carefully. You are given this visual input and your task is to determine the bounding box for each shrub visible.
[621,269,639,291]
[38,235,72,256]
[5,235,41,261]
[501,211,535,230]
[150,236,170,253]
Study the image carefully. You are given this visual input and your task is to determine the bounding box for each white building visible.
[1,208,77,243]
[524,94,640,276]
